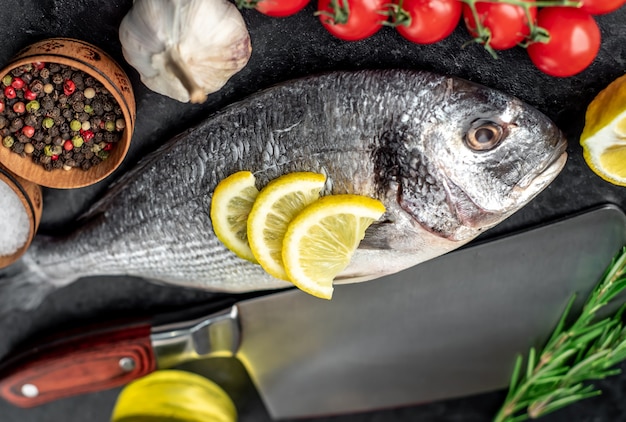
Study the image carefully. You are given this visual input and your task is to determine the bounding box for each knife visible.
[1,204,625,419]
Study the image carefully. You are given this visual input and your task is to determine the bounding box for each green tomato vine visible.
[459,0,582,58]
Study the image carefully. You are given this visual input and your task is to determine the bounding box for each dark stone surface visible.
[0,1,626,421]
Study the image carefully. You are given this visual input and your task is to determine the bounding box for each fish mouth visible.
[445,132,568,235]
[508,133,568,208]
[518,127,568,183]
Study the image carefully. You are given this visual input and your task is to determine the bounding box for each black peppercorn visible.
[30,80,44,94]
[24,114,37,127]
[10,118,23,132]
[21,73,33,84]
[11,142,24,154]
[52,73,64,85]
[41,96,54,110]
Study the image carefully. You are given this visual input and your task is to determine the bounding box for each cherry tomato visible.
[243,0,310,17]
[580,0,626,15]
[318,0,388,41]
[463,0,537,50]
[527,7,600,78]
[394,0,462,45]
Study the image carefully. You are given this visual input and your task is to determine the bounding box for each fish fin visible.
[0,254,59,316]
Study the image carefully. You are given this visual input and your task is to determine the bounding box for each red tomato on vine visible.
[463,0,537,50]
[392,0,462,45]
[237,0,310,17]
[317,0,389,41]
[580,0,626,15]
[527,7,601,77]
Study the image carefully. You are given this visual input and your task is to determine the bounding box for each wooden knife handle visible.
[0,323,156,408]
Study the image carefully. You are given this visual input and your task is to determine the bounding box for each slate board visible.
[0,1,626,421]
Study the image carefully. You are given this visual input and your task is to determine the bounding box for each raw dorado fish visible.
[0,70,567,312]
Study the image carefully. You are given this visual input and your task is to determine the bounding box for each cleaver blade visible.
[0,205,625,419]
[236,205,626,418]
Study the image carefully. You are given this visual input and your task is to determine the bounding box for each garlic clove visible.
[119,0,252,103]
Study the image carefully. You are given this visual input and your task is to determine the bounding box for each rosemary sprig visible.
[494,247,626,422]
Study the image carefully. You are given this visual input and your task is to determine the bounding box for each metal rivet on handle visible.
[119,357,136,372]
[21,384,39,398]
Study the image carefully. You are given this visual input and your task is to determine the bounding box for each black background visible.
[1,1,626,421]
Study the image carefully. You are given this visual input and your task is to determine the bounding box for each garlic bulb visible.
[119,0,252,103]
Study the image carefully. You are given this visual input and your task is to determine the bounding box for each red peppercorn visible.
[32,62,45,70]
[63,140,74,151]
[51,154,59,161]
[82,130,94,141]
[23,89,37,101]
[103,143,113,151]
[13,102,25,114]
[22,125,35,138]
[4,86,16,99]
[63,79,76,96]
[11,77,24,90]
[0,101,4,113]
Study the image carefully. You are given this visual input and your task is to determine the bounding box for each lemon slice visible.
[210,171,259,262]
[247,172,326,280]
[282,194,386,299]
[111,370,236,422]
[580,73,626,186]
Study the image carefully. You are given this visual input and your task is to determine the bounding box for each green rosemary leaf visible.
[528,387,601,419]
[601,277,626,303]
[544,295,577,349]
[565,350,611,383]
[574,317,615,339]
[540,348,578,371]
[602,341,626,368]
[505,354,524,402]
[526,384,560,401]
[526,347,536,381]
[506,413,531,422]
[585,368,621,381]
[528,384,578,404]
[596,323,622,350]
[529,376,568,386]
[572,321,615,347]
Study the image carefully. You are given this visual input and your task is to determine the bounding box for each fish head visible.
[389,75,567,243]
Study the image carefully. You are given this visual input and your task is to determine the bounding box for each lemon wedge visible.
[111,370,236,422]
[282,194,386,299]
[580,73,626,186]
[210,171,259,263]
[247,172,326,280]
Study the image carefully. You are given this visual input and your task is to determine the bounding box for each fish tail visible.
[0,253,62,315]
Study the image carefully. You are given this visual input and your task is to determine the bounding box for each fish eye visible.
[465,120,504,151]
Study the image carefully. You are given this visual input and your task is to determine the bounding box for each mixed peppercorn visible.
[0,62,125,171]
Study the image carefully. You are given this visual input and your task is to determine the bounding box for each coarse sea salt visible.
[0,179,30,257]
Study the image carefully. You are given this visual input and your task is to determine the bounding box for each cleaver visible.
[0,205,625,419]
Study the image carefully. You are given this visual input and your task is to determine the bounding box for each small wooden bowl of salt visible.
[0,164,42,269]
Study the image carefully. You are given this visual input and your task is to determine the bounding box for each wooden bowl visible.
[0,164,42,269]
[0,38,136,189]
